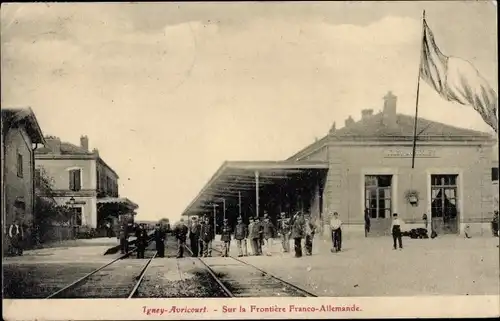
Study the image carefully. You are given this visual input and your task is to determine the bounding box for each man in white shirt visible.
[390,213,403,250]
[330,212,342,252]
[8,219,24,256]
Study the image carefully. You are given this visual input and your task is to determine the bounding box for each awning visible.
[181,160,329,217]
[97,197,139,211]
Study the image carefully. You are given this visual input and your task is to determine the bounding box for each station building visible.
[35,135,138,234]
[182,92,497,237]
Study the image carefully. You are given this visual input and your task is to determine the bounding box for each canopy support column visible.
[255,170,260,218]
[212,203,218,236]
[238,191,242,218]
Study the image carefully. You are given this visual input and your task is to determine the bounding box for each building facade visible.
[182,91,496,237]
[1,108,46,251]
[35,135,138,230]
[290,92,496,236]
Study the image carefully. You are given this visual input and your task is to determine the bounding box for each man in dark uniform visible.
[174,218,189,258]
[135,224,148,259]
[234,216,248,257]
[261,214,275,256]
[290,211,305,258]
[154,223,166,258]
[189,217,201,257]
[304,213,316,256]
[278,212,291,253]
[8,218,24,256]
[119,225,129,254]
[200,216,213,257]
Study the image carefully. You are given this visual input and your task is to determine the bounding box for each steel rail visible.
[45,235,155,299]
[211,247,318,297]
[183,245,234,297]
[127,251,157,298]
[45,248,136,299]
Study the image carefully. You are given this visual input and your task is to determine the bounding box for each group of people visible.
[115,207,500,261]
[118,223,151,258]
[185,211,322,258]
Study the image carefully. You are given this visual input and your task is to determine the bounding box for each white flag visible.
[420,19,498,133]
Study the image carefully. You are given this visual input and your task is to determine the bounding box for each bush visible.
[76,226,98,239]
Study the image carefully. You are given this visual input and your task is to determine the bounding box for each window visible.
[492,167,499,182]
[364,175,392,219]
[71,207,83,226]
[431,175,458,219]
[34,169,41,187]
[69,169,81,191]
[17,153,23,178]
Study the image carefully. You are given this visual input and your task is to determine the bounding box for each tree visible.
[33,168,73,244]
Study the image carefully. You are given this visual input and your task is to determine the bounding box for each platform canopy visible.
[181,160,329,217]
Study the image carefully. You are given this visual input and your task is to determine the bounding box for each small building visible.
[1,107,46,251]
[34,135,138,233]
[181,91,497,237]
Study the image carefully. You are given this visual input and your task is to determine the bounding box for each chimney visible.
[92,148,99,156]
[361,109,374,120]
[45,136,61,154]
[382,91,397,127]
[80,135,89,151]
[329,122,337,135]
[344,116,355,128]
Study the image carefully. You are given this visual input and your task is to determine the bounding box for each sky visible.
[1,1,497,223]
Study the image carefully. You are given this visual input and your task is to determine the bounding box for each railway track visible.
[185,242,317,297]
[46,239,157,299]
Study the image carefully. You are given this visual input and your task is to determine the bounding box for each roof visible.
[1,107,46,145]
[97,197,139,210]
[288,112,494,160]
[181,160,329,217]
[36,139,93,155]
[332,112,493,139]
[35,137,120,178]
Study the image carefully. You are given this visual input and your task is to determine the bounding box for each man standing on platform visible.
[174,218,189,258]
[290,211,305,258]
[304,213,316,256]
[200,216,213,257]
[154,223,166,258]
[119,225,129,254]
[248,217,260,256]
[8,218,24,256]
[189,217,201,257]
[220,218,232,257]
[330,212,343,252]
[278,212,291,253]
[261,214,276,256]
[234,216,248,257]
[135,224,148,259]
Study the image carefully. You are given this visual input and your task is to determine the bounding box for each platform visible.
[211,235,500,296]
[2,237,137,264]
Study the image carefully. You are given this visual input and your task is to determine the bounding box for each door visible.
[430,175,459,234]
[365,175,393,235]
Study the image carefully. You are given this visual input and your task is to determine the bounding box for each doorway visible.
[430,174,459,234]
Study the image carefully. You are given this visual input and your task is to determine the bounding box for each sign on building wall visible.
[384,149,437,158]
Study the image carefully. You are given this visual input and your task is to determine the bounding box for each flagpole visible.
[411,10,426,169]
